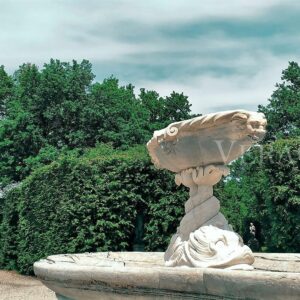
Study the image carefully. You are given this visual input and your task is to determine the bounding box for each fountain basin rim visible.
[34,252,300,300]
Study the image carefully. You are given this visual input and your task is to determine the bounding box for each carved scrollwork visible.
[165,125,179,139]
[175,165,230,187]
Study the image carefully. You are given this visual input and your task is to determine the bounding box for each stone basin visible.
[147,110,267,173]
[34,252,300,300]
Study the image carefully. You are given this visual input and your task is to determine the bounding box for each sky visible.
[1,0,300,114]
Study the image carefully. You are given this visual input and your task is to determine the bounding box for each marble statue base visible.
[164,164,255,269]
[34,252,300,300]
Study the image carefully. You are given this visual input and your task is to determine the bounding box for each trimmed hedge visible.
[0,144,187,274]
[262,138,300,252]
[218,138,300,252]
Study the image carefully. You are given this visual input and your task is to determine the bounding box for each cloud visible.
[135,53,296,114]
[1,0,300,113]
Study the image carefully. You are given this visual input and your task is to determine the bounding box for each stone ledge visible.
[34,252,300,300]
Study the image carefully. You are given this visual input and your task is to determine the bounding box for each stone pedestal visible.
[164,165,254,268]
[175,165,230,238]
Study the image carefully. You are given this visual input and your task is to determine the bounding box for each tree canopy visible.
[259,61,300,141]
[0,59,193,186]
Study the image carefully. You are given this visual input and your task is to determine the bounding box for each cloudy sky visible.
[1,0,300,113]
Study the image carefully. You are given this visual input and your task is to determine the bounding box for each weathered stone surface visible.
[253,253,300,272]
[202,212,229,229]
[34,252,300,300]
[165,226,254,268]
[184,185,213,213]
[179,196,220,239]
[147,110,267,173]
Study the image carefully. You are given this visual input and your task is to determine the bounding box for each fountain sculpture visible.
[147,110,266,269]
[34,110,300,300]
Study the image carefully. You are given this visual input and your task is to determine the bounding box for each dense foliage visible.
[0,145,187,274]
[0,60,192,186]
[258,61,300,141]
[218,138,300,252]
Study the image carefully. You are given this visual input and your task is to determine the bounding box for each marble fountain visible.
[34,110,300,299]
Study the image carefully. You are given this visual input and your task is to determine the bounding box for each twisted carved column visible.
[164,165,254,269]
[175,165,230,240]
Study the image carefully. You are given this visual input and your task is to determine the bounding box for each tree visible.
[0,66,13,118]
[0,64,43,185]
[162,91,192,122]
[0,60,96,185]
[262,139,300,252]
[139,88,163,123]
[0,60,194,186]
[259,61,300,141]
[36,59,94,147]
[88,77,150,148]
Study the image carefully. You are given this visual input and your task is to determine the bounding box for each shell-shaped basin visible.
[147,110,267,173]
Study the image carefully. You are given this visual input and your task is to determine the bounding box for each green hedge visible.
[218,138,300,252]
[0,144,187,274]
[262,139,300,252]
